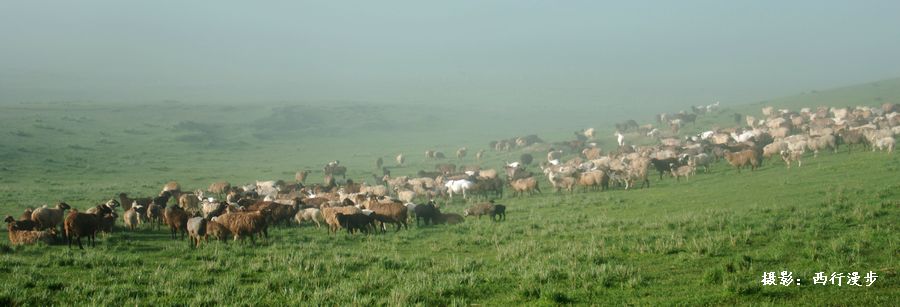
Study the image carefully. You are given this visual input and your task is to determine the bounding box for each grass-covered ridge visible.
[0,78,898,305]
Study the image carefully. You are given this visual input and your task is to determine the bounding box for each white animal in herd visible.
[444,179,473,200]
[615,131,625,147]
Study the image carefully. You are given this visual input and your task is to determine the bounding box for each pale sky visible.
[2,1,899,109]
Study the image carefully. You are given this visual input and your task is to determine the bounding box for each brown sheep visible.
[435,163,457,175]
[510,177,541,197]
[361,197,408,232]
[212,209,271,244]
[321,206,362,234]
[464,201,506,221]
[31,202,71,233]
[547,172,576,193]
[118,193,151,212]
[6,217,56,245]
[208,181,231,195]
[724,150,760,173]
[64,205,111,249]
[164,206,190,240]
[205,220,231,243]
[577,170,609,191]
[838,130,868,153]
[146,201,165,230]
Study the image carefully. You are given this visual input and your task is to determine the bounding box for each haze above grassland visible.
[3,1,900,123]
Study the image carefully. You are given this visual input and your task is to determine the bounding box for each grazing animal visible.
[123,205,142,231]
[146,201,165,230]
[476,149,485,161]
[164,206,190,240]
[361,197,408,232]
[187,217,208,248]
[6,216,56,245]
[723,150,760,173]
[205,220,231,243]
[208,181,231,195]
[413,200,440,226]
[335,213,376,234]
[4,215,38,231]
[31,202,71,233]
[510,177,541,197]
[322,205,362,234]
[464,201,506,221]
[444,179,474,199]
[649,158,680,180]
[294,208,323,228]
[64,205,112,249]
[213,209,271,244]
[396,153,405,166]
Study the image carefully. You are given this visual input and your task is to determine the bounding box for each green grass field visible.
[1,79,898,305]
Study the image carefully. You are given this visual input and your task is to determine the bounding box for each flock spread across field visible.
[4,102,898,250]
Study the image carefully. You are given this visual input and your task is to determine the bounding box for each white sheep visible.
[873,137,895,153]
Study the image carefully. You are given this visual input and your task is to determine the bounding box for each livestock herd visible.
[4,102,898,249]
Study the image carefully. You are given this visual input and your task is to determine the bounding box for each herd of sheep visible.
[4,102,898,249]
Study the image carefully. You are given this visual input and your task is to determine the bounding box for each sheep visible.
[321,206,362,234]
[807,134,837,157]
[6,217,56,245]
[294,208,323,228]
[205,220,231,243]
[361,197,408,232]
[649,158,680,180]
[178,193,201,214]
[31,202,71,233]
[577,170,609,191]
[413,200,440,226]
[164,206,190,240]
[687,153,712,174]
[396,153,405,166]
[4,215,37,231]
[873,136,895,153]
[212,209,271,244]
[456,147,468,160]
[245,200,298,227]
[838,130,868,153]
[434,151,446,159]
[724,150,760,173]
[510,177,541,197]
[123,205,142,231]
[476,149,485,161]
[464,201,505,221]
[762,141,788,161]
[146,200,165,230]
[434,213,464,225]
[119,193,151,212]
[64,205,111,249]
[335,213,376,234]
[780,149,804,168]
[187,217,208,248]
[208,181,231,195]
[670,164,693,181]
[395,189,416,203]
[547,172,576,193]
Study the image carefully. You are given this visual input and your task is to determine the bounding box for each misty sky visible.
[2,1,899,109]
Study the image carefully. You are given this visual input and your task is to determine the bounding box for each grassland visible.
[0,79,898,305]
